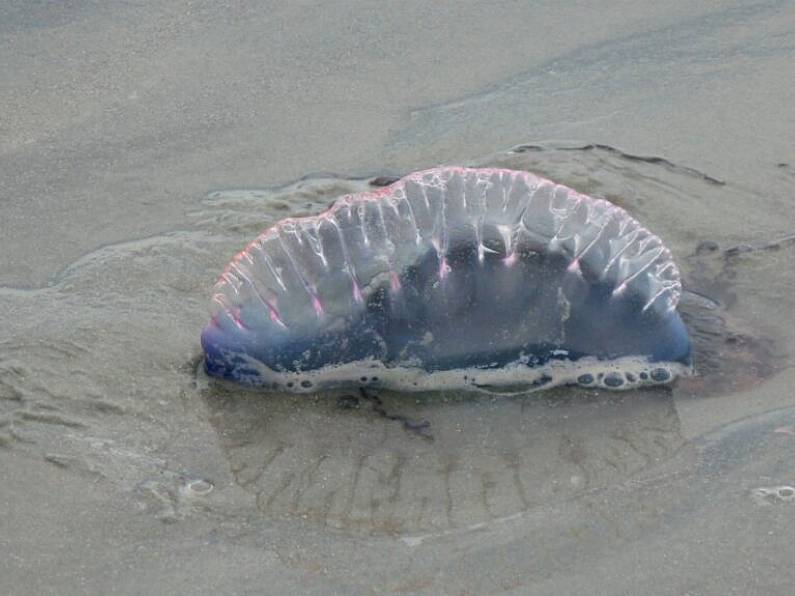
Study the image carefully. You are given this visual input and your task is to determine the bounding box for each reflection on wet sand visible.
[202,378,684,535]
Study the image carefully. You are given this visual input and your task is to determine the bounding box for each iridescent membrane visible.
[201,167,692,392]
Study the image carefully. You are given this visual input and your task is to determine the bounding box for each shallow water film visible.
[2,2,795,595]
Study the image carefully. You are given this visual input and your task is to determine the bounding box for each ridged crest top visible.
[210,167,682,333]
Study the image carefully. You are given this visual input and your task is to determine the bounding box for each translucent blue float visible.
[202,167,692,392]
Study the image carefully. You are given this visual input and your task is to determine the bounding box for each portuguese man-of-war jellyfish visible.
[201,167,692,392]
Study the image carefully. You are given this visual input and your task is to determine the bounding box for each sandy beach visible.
[2,1,795,594]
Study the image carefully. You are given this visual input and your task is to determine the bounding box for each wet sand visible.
[2,1,795,595]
